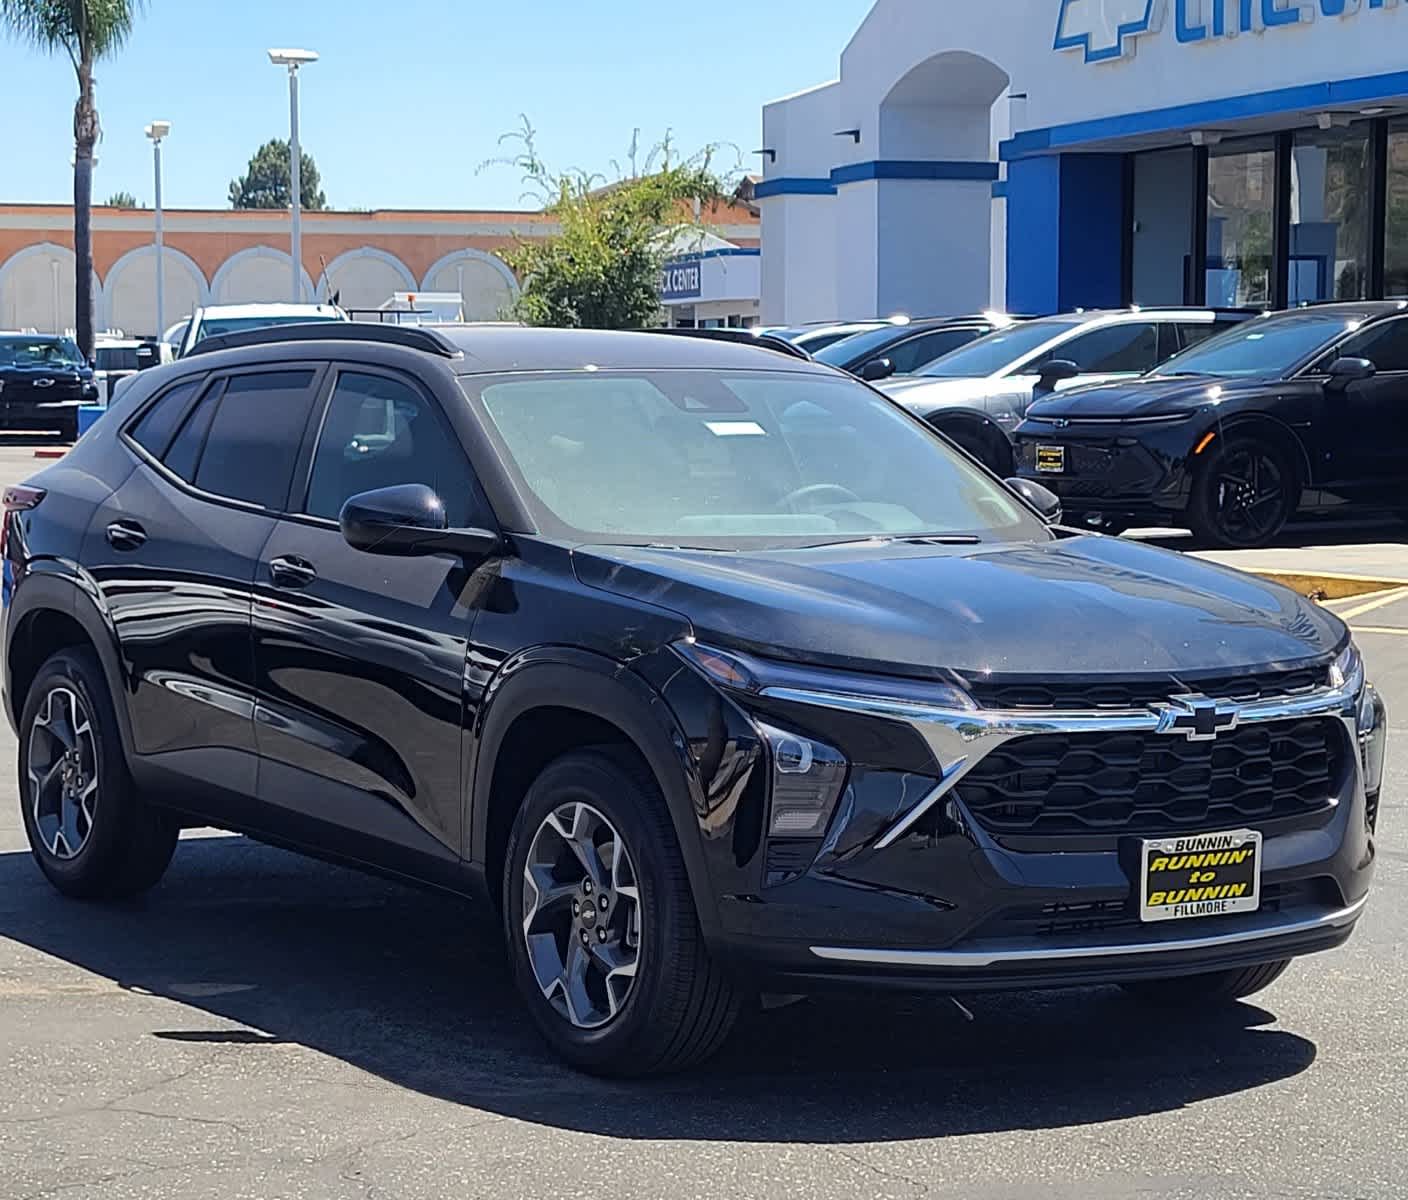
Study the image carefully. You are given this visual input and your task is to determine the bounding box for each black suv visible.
[1014,303,1408,545]
[0,333,99,440]
[2,324,1386,1075]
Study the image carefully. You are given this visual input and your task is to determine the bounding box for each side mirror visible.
[860,357,896,382]
[135,342,162,371]
[340,483,500,559]
[1035,359,1080,392]
[1005,476,1062,524]
[1326,356,1376,388]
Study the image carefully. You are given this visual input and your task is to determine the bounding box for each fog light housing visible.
[755,721,848,839]
[1358,682,1386,830]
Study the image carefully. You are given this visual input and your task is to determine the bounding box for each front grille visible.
[957,718,1343,838]
[968,665,1329,711]
[1367,790,1380,834]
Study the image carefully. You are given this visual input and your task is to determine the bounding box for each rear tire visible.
[18,648,178,900]
[1120,960,1291,1006]
[503,747,741,1076]
[1187,436,1297,548]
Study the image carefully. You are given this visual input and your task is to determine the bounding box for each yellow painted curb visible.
[1246,569,1408,602]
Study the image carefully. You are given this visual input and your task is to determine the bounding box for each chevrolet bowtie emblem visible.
[1154,694,1239,741]
[34,378,55,388]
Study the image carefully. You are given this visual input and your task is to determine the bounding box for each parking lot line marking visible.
[1348,625,1408,637]
[1335,588,1408,622]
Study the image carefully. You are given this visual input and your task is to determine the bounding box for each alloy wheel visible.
[1212,447,1286,544]
[521,801,642,1030]
[28,687,99,860]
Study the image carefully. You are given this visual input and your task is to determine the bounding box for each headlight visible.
[1330,642,1365,693]
[754,721,848,838]
[673,639,975,711]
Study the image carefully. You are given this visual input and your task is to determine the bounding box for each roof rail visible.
[185,322,463,359]
[640,327,813,361]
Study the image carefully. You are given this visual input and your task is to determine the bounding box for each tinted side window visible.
[128,379,202,459]
[886,329,983,374]
[304,372,478,526]
[1176,322,1219,352]
[1339,319,1408,373]
[163,389,220,482]
[1054,323,1160,373]
[192,371,318,509]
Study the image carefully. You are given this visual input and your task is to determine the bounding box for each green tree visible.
[1,0,148,358]
[487,118,736,329]
[229,138,327,211]
[106,189,138,208]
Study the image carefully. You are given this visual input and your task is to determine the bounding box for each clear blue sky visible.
[1,0,874,212]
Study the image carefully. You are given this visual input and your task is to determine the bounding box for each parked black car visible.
[1013,302,1408,546]
[813,313,1019,380]
[3,323,1384,1076]
[878,308,1254,475]
[0,333,98,440]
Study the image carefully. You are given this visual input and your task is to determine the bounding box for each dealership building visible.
[759,0,1408,324]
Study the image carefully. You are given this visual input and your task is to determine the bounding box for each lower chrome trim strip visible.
[809,895,1368,969]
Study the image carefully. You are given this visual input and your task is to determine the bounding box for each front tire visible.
[1120,960,1291,1006]
[936,419,1011,475]
[503,748,741,1076]
[18,649,178,900]
[1187,436,1297,548]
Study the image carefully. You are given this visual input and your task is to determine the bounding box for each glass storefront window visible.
[1289,125,1372,303]
[1131,148,1195,306]
[1207,138,1276,307]
[1386,120,1408,298]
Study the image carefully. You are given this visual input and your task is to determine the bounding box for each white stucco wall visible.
[761,0,1408,322]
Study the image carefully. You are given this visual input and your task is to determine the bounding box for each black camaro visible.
[1,322,1386,1075]
[1013,302,1408,546]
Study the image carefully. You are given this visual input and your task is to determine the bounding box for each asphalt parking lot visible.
[0,440,1404,1199]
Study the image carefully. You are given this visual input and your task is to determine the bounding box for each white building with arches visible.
[761,0,1408,324]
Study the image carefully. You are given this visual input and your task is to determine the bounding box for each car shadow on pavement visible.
[0,836,1318,1142]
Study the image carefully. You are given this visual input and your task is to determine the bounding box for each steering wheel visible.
[783,483,862,511]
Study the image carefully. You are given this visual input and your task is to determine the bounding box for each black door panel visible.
[80,463,273,802]
[251,367,487,880]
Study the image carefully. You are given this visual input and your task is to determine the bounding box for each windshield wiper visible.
[799,533,983,549]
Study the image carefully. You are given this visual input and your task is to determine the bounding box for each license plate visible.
[1035,444,1065,473]
[1139,829,1262,923]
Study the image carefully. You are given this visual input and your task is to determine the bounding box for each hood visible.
[877,375,1022,410]
[1025,374,1274,421]
[572,533,1342,683]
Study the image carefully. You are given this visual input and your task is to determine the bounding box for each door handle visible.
[105,520,147,551]
[269,555,317,589]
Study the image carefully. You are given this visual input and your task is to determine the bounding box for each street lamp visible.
[268,48,319,302]
[144,121,171,339]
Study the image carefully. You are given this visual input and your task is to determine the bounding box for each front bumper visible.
[697,663,1380,993]
[1012,419,1197,525]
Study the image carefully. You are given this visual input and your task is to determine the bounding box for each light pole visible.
[144,121,171,339]
[268,48,319,302]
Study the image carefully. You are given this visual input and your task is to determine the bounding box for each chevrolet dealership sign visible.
[1056,0,1400,63]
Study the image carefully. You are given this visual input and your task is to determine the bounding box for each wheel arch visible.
[924,407,1014,474]
[1191,413,1314,492]
[468,648,721,937]
[5,570,134,755]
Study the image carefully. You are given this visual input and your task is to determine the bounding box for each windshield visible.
[1156,312,1361,378]
[0,336,86,369]
[193,314,342,343]
[813,325,913,365]
[916,318,1083,378]
[468,370,1046,549]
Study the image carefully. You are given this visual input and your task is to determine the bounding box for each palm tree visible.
[0,1,146,358]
